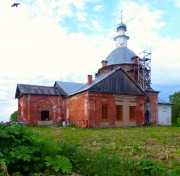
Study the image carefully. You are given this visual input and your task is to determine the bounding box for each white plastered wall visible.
[158,104,172,125]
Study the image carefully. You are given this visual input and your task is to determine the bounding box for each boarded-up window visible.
[129,106,135,120]
[102,105,108,120]
[116,105,123,121]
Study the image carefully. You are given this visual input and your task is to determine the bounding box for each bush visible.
[176,118,180,127]
[0,124,72,175]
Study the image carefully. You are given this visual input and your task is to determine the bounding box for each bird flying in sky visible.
[11,2,20,7]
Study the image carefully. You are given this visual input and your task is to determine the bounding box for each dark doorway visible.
[41,111,49,121]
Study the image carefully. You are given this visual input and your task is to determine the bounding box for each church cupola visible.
[114,11,129,48]
[96,11,138,77]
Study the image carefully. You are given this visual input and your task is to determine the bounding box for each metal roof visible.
[105,46,137,65]
[54,81,85,96]
[72,70,116,95]
[16,68,146,99]
[117,22,127,31]
[70,68,145,96]
[54,71,116,96]
[15,84,62,98]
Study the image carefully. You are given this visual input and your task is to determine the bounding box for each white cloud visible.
[64,0,87,10]
[171,0,180,7]
[115,0,180,87]
[0,92,8,100]
[94,5,104,11]
[116,1,165,40]
[13,0,90,23]
[0,0,114,123]
[151,38,180,85]
[76,11,87,21]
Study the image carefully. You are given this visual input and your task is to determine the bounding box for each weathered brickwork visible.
[97,64,138,84]
[65,91,89,127]
[146,91,158,125]
[98,64,134,76]
[65,91,147,127]
[17,76,158,127]
[135,96,146,125]
[17,90,157,127]
[88,92,115,127]
[18,95,63,125]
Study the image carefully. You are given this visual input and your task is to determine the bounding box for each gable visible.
[89,68,145,96]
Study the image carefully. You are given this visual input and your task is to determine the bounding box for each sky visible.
[1,0,180,122]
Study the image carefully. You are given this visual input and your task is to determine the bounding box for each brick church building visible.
[15,20,158,127]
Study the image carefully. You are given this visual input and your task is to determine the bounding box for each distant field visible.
[29,125,180,169]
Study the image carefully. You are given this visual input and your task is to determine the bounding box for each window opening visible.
[102,105,108,120]
[129,106,135,120]
[116,105,123,121]
[41,110,49,121]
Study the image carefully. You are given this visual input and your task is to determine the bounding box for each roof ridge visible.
[55,80,84,84]
[18,83,54,88]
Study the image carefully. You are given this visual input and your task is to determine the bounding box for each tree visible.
[10,110,18,122]
[169,91,180,124]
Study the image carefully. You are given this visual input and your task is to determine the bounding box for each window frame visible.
[129,106,136,121]
[116,105,123,121]
[101,104,109,120]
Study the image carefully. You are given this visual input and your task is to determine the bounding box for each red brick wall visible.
[135,96,146,125]
[147,92,158,125]
[97,63,158,126]
[18,95,63,125]
[88,92,116,127]
[66,91,89,127]
[98,64,135,76]
[18,91,154,127]
[66,91,146,128]
[66,91,116,127]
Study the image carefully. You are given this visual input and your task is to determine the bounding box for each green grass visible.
[29,126,180,170]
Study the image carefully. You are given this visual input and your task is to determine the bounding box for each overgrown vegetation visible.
[0,124,72,175]
[1,124,179,175]
[60,143,176,176]
[169,91,180,125]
